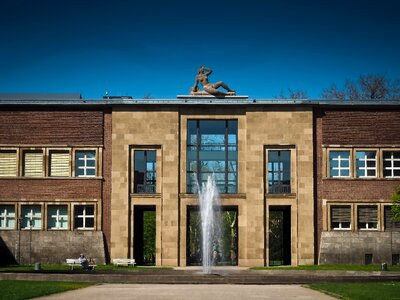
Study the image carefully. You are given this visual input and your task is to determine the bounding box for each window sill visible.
[322,177,400,181]
[266,193,296,198]
[130,193,161,198]
[180,193,246,199]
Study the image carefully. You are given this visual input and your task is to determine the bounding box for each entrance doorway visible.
[134,205,156,265]
[186,206,238,266]
[269,206,291,266]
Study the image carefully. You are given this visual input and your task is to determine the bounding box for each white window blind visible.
[0,151,17,176]
[49,151,70,177]
[23,151,43,177]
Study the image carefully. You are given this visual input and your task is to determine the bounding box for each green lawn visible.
[0,264,172,272]
[252,264,400,271]
[0,280,93,300]
[306,282,400,300]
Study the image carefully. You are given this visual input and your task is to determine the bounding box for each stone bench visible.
[112,258,136,267]
[66,258,96,270]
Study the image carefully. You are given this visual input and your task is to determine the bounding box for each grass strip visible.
[251,264,400,271]
[306,282,400,300]
[0,280,93,300]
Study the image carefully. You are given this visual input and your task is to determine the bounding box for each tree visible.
[275,88,308,99]
[322,74,400,100]
[391,185,400,221]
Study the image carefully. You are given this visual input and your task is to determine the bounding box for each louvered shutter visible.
[331,206,351,223]
[23,151,43,177]
[385,207,400,231]
[358,206,377,223]
[0,151,17,176]
[50,151,70,177]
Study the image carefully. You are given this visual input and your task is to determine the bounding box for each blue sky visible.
[1,0,399,99]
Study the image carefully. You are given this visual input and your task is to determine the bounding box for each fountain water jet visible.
[198,175,221,274]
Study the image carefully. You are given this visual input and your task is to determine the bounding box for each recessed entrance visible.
[186,206,238,266]
[133,205,156,266]
[269,206,291,266]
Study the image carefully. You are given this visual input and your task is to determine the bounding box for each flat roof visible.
[0,95,399,106]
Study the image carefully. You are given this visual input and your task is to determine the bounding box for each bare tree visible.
[322,74,400,100]
[275,88,308,99]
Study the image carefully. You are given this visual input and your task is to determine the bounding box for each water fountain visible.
[198,175,221,274]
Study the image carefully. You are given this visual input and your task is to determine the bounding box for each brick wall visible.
[0,179,102,200]
[316,107,400,263]
[0,109,103,145]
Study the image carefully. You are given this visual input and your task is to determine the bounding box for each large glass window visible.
[383,151,400,178]
[187,120,238,194]
[75,151,96,177]
[74,205,94,230]
[0,150,17,177]
[134,150,156,193]
[268,150,291,194]
[331,205,351,230]
[356,151,376,177]
[21,205,42,229]
[47,205,68,230]
[329,151,350,177]
[0,205,15,229]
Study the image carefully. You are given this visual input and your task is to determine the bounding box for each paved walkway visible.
[37,284,336,300]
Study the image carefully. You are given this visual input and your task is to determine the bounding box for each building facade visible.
[0,96,399,266]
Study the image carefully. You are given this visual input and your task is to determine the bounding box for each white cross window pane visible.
[0,205,15,229]
[356,151,376,178]
[47,205,68,230]
[329,151,350,177]
[74,205,94,230]
[21,205,42,229]
[383,151,400,178]
[75,151,96,177]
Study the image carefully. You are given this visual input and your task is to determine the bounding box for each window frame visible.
[0,148,19,177]
[267,149,291,194]
[382,150,400,178]
[133,149,157,194]
[327,149,351,178]
[21,148,45,177]
[357,204,379,231]
[0,204,16,229]
[47,204,69,230]
[329,204,352,230]
[355,149,378,178]
[73,204,95,230]
[20,204,43,230]
[186,119,238,194]
[47,148,71,177]
[73,148,98,178]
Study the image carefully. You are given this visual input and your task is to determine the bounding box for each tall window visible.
[329,151,350,177]
[356,151,376,177]
[49,150,70,177]
[383,151,400,178]
[187,120,238,194]
[134,150,156,193]
[0,205,15,229]
[331,205,351,230]
[0,150,17,177]
[75,151,96,177]
[268,150,291,194]
[47,205,68,230]
[74,205,94,230]
[358,205,378,230]
[21,205,42,229]
[23,150,44,177]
